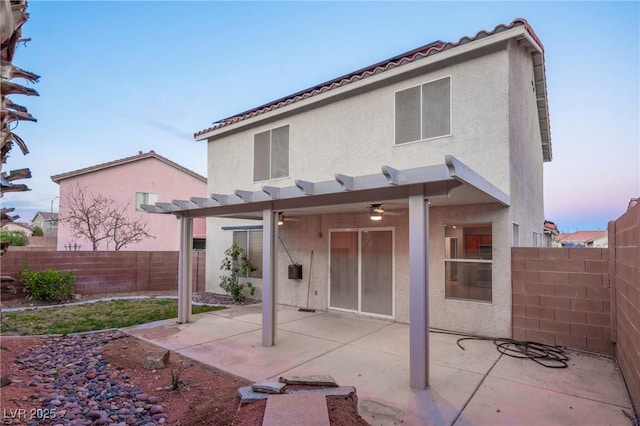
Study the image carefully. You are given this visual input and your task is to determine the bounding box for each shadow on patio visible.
[122,304,634,425]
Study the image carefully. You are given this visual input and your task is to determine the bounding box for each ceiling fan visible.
[277,212,302,225]
[368,204,402,221]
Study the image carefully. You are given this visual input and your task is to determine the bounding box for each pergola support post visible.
[409,186,429,389]
[177,216,193,324]
[262,208,278,346]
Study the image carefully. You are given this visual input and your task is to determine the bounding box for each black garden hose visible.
[456,336,569,368]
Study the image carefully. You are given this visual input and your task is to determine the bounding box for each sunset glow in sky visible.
[2,1,638,233]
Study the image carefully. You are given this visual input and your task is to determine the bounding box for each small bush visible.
[219,243,257,303]
[32,226,44,236]
[18,261,74,302]
[0,229,28,246]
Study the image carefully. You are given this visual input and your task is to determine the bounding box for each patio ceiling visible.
[141,155,509,219]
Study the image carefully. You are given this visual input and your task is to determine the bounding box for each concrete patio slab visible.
[347,322,408,356]
[121,304,636,426]
[489,349,632,407]
[278,311,392,343]
[123,312,261,350]
[456,375,632,426]
[177,328,341,382]
[211,304,319,324]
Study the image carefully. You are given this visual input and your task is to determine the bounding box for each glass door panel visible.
[361,230,393,316]
[330,231,358,310]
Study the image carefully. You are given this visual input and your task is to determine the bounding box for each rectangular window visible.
[395,76,451,144]
[135,192,158,211]
[512,223,520,247]
[233,230,263,278]
[253,125,289,181]
[444,223,492,302]
[533,232,539,247]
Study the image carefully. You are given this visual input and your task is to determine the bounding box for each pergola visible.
[142,155,509,389]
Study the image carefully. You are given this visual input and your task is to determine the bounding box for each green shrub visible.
[32,226,44,236]
[0,229,28,246]
[219,243,257,302]
[18,261,74,302]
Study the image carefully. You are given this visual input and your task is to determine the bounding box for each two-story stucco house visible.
[52,151,207,251]
[143,18,551,389]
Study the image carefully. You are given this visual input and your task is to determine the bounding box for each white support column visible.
[177,216,193,324]
[262,208,278,346]
[409,186,429,389]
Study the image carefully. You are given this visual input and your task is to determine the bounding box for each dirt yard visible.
[0,292,370,425]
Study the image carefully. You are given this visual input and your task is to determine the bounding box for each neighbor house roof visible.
[556,230,607,245]
[50,150,206,184]
[543,220,558,234]
[194,18,551,161]
[32,212,58,222]
[1,221,33,232]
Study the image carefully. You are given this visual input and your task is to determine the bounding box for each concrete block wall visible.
[610,200,640,414]
[0,250,206,296]
[512,247,612,354]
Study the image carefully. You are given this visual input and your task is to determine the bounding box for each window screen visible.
[253,125,289,181]
[253,131,270,182]
[395,86,421,144]
[270,125,289,179]
[395,77,451,144]
[422,77,451,139]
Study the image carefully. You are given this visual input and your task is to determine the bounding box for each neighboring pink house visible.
[51,151,207,251]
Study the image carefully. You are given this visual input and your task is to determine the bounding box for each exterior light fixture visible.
[369,204,384,221]
[278,213,284,226]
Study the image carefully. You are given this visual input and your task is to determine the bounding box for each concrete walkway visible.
[122,305,635,426]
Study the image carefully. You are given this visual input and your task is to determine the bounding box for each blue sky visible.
[2,1,638,233]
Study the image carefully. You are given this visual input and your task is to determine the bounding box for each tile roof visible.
[50,150,206,183]
[195,18,545,139]
[556,230,608,244]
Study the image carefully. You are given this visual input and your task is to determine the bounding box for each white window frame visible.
[443,223,493,303]
[135,192,158,212]
[393,75,452,146]
[512,223,520,247]
[233,229,263,278]
[252,124,290,182]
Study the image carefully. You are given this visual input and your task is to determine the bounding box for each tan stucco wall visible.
[206,49,510,194]
[205,41,544,338]
[507,40,545,247]
[57,158,207,251]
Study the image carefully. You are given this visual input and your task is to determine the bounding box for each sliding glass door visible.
[329,229,393,317]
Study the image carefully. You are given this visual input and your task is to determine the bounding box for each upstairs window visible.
[395,76,451,144]
[254,125,289,181]
[135,192,158,211]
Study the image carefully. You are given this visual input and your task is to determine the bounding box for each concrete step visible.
[262,393,329,426]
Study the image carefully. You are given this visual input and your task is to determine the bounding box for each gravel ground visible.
[6,331,167,426]
[1,292,258,425]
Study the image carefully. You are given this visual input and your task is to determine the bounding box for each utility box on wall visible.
[288,264,303,280]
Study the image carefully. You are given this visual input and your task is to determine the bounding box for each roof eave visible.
[196,24,546,145]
